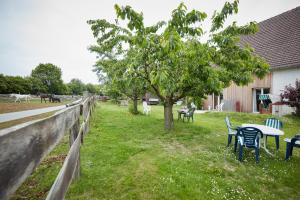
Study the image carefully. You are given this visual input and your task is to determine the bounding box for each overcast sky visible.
[0,0,299,84]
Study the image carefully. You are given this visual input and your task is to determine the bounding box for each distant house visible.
[204,6,300,114]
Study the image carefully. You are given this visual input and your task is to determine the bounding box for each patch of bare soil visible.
[161,140,192,155]
[0,111,55,130]
[0,102,65,114]
[42,154,67,166]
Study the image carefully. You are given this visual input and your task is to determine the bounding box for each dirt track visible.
[0,101,65,114]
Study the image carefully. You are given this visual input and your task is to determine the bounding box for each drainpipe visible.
[212,93,214,110]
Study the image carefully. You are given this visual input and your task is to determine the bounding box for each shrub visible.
[281,79,300,117]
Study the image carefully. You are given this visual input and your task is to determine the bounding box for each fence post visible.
[69,119,80,179]
[80,104,83,116]
[69,119,79,146]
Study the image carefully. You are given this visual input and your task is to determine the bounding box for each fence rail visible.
[0,96,96,200]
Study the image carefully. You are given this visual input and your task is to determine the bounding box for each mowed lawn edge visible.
[65,102,300,200]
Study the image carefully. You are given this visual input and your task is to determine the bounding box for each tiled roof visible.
[240,6,300,70]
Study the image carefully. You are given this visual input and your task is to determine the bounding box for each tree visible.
[68,78,86,95]
[281,80,300,117]
[86,83,98,94]
[31,63,65,94]
[0,74,33,94]
[0,74,44,94]
[27,76,47,94]
[98,52,146,113]
[94,84,101,94]
[63,83,72,95]
[88,1,269,129]
[103,81,123,103]
[0,74,8,93]
[88,21,147,114]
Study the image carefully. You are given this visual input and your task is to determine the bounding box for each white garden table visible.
[242,124,284,155]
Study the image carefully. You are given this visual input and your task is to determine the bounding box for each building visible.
[204,6,300,114]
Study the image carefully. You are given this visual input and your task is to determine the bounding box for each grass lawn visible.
[62,102,300,200]
[0,98,68,114]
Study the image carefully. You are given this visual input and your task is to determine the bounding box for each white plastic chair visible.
[143,101,151,115]
[176,100,183,106]
[216,102,224,112]
[191,102,196,109]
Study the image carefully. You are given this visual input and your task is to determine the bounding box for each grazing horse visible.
[50,95,61,103]
[10,94,32,103]
[39,93,51,103]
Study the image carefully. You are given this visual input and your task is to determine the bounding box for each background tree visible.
[94,84,101,94]
[31,63,65,94]
[27,76,47,94]
[1,68,93,96]
[88,20,148,114]
[68,78,86,95]
[86,83,100,94]
[63,83,72,95]
[0,74,8,93]
[103,81,123,103]
[96,53,146,113]
[89,0,269,129]
[281,80,300,117]
[0,74,32,94]
[98,83,108,96]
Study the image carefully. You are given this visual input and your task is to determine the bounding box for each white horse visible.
[10,93,32,103]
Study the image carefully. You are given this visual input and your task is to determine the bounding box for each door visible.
[253,89,262,113]
[252,88,271,112]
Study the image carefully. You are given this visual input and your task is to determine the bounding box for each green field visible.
[65,103,300,200]
[12,102,300,199]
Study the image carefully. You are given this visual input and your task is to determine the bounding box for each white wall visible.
[272,67,300,96]
[272,104,296,117]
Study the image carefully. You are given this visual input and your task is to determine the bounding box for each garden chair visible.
[177,108,187,120]
[216,102,224,112]
[285,134,300,160]
[225,116,239,151]
[120,99,128,106]
[143,101,151,115]
[265,118,283,150]
[176,100,183,106]
[191,102,196,109]
[183,108,195,122]
[237,127,263,163]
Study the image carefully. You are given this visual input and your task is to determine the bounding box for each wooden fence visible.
[0,96,96,200]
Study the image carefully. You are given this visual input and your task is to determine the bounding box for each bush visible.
[281,80,300,117]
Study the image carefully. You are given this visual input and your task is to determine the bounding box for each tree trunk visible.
[295,105,300,117]
[133,96,138,114]
[164,100,174,130]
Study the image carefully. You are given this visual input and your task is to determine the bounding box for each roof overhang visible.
[270,64,300,71]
